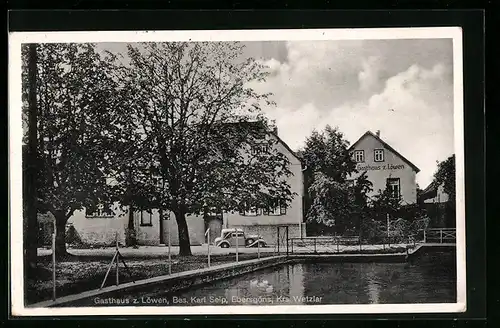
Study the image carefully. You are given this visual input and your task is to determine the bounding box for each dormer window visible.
[353,150,365,163]
[374,149,385,162]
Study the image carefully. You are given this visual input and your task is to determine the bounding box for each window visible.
[263,199,287,216]
[231,232,245,238]
[386,178,401,199]
[85,204,115,218]
[353,150,365,163]
[252,143,270,155]
[140,210,153,226]
[374,149,385,162]
[239,204,262,216]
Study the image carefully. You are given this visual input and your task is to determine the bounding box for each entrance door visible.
[205,216,223,244]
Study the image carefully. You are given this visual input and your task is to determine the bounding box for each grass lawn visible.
[26,252,274,305]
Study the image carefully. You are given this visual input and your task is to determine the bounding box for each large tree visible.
[301,126,359,234]
[111,42,293,256]
[433,154,456,227]
[23,44,39,278]
[22,43,121,258]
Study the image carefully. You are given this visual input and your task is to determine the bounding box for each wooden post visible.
[206,228,211,268]
[167,217,172,275]
[258,237,260,259]
[235,230,239,263]
[286,226,289,256]
[52,227,56,301]
[440,229,443,244]
[314,239,317,254]
[277,227,280,254]
[423,229,426,243]
[115,233,119,286]
[336,236,339,253]
[387,214,391,248]
[291,238,294,254]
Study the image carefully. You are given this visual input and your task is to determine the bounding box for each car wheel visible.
[246,238,255,246]
[220,243,229,248]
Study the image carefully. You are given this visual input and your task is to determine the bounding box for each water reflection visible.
[157,251,456,305]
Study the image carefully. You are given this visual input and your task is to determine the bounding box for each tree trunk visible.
[25,43,39,280]
[54,211,69,259]
[174,209,192,256]
[159,208,165,245]
[126,206,137,247]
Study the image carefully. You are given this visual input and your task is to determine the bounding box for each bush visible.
[125,228,138,248]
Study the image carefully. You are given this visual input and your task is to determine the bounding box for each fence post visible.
[440,229,443,244]
[277,227,280,254]
[167,217,172,275]
[115,232,119,286]
[235,231,239,262]
[286,227,289,256]
[258,238,261,259]
[52,226,56,301]
[336,236,339,253]
[291,238,294,254]
[206,228,211,268]
[423,229,426,243]
[314,239,317,254]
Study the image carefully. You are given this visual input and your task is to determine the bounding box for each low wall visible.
[406,243,456,260]
[32,256,289,308]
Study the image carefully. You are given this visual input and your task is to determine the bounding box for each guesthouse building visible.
[65,125,305,247]
[348,130,420,204]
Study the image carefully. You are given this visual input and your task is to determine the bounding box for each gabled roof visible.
[215,120,302,163]
[348,131,420,173]
[420,180,439,200]
[270,132,302,163]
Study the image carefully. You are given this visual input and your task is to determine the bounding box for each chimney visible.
[376,130,380,138]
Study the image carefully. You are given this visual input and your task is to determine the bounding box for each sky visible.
[98,39,455,188]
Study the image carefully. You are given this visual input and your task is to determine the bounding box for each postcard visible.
[9,26,465,316]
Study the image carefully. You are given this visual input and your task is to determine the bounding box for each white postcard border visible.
[9,26,466,316]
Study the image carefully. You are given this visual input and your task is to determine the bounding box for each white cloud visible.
[358,56,382,92]
[257,40,455,188]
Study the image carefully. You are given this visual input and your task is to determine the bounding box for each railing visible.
[285,236,413,255]
[423,228,456,244]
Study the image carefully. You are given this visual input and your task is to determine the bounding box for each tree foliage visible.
[301,126,363,234]
[21,43,121,257]
[306,171,373,235]
[433,154,456,227]
[434,154,456,203]
[110,42,293,255]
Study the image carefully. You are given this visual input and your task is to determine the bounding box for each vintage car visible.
[214,228,266,248]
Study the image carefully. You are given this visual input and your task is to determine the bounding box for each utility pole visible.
[25,43,39,279]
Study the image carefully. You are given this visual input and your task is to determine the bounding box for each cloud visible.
[358,56,383,92]
[256,40,455,187]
